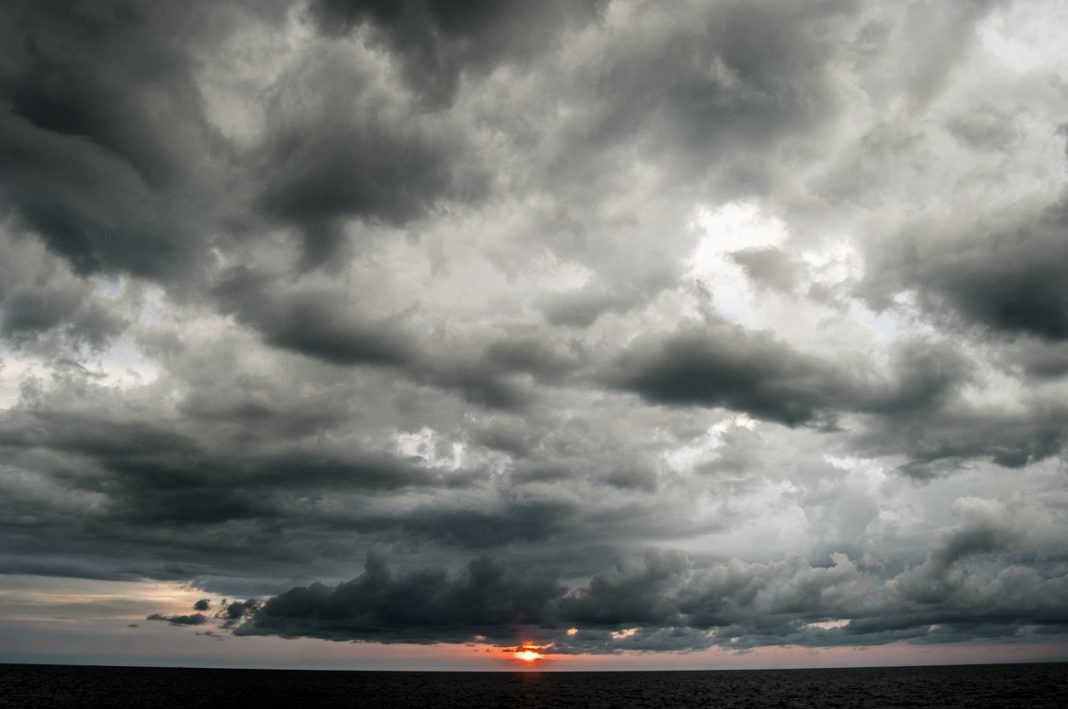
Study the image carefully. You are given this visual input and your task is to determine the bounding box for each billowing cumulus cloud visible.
[867,193,1068,341]
[309,0,606,107]
[2,0,1068,664]
[231,500,1068,652]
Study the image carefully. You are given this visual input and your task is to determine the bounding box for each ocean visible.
[1,662,1065,708]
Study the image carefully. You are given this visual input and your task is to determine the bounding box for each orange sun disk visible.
[515,649,543,662]
[511,643,547,663]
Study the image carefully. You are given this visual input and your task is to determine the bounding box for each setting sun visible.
[515,649,543,662]
[510,643,549,664]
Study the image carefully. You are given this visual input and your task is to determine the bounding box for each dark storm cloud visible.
[212,269,562,410]
[480,335,582,385]
[9,299,127,350]
[419,360,530,411]
[214,268,415,367]
[612,324,843,426]
[612,324,969,428]
[539,288,635,328]
[0,409,198,461]
[0,404,489,581]
[147,612,209,626]
[227,511,1068,652]
[416,333,586,410]
[0,110,195,279]
[856,403,1068,477]
[349,498,578,549]
[0,408,455,505]
[0,0,226,280]
[309,0,605,105]
[535,0,856,196]
[559,549,689,627]
[868,192,1068,341]
[618,318,1068,473]
[3,0,1067,666]
[1002,339,1068,380]
[250,42,489,265]
[609,322,1061,472]
[219,599,260,626]
[239,554,566,643]
[2,0,491,279]
[0,237,128,352]
[859,338,975,417]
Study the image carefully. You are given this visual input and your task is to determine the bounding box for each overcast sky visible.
[2,0,1068,670]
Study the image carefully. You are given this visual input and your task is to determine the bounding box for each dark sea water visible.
[1,662,1065,708]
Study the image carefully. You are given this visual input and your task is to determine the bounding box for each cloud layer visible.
[2,0,1067,658]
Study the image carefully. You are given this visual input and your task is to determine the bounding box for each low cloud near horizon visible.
[2,0,1068,663]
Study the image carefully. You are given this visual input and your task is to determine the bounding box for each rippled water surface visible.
[2,662,1065,708]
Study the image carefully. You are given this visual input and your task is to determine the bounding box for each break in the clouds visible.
[2,0,1068,665]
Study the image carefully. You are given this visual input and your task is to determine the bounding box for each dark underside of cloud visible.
[231,520,1068,652]
[867,193,1068,342]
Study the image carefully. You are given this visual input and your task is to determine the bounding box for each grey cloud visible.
[856,395,1068,477]
[868,193,1068,341]
[213,268,545,410]
[1,356,661,584]
[2,0,490,282]
[238,554,566,643]
[147,612,208,626]
[0,407,454,503]
[946,103,1020,153]
[344,497,578,550]
[893,497,1017,604]
[214,268,414,367]
[729,247,801,294]
[0,234,129,352]
[3,0,1067,666]
[0,403,486,582]
[860,339,974,417]
[221,599,259,620]
[612,323,843,427]
[242,296,413,368]
[176,375,352,440]
[559,549,689,627]
[539,288,633,328]
[0,110,196,279]
[611,324,968,426]
[694,425,764,477]
[224,505,1067,652]
[209,599,262,628]
[541,0,854,192]
[895,0,997,107]
[251,41,489,266]
[0,409,198,461]
[420,361,530,411]
[612,323,1057,473]
[309,0,605,106]
[419,334,587,410]
[0,1,225,280]
[1002,339,1068,380]
[0,1,223,186]
[480,335,583,385]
